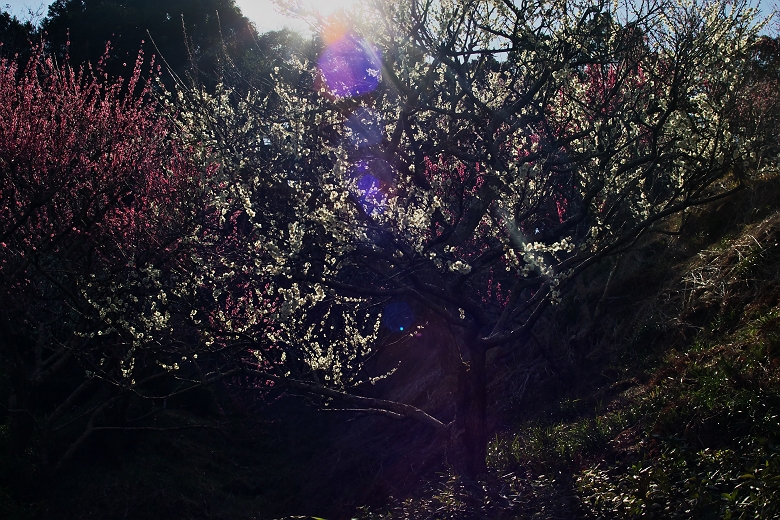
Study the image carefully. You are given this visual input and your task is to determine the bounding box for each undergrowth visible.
[357,178,780,519]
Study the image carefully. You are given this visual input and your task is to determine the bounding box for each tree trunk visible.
[7,381,36,459]
[450,343,487,479]
[4,335,36,458]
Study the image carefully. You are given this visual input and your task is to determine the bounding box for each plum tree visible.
[0,44,225,468]
[173,0,778,478]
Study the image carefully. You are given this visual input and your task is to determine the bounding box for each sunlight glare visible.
[288,0,361,19]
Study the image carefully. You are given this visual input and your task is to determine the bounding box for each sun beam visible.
[275,0,362,20]
[238,0,367,35]
[297,0,361,17]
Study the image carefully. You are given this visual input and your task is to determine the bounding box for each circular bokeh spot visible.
[345,107,384,148]
[318,34,381,99]
[356,173,383,214]
[349,159,395,215]
[382,302,414,332]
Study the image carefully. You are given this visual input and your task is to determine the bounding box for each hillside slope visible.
[361,173,780,519]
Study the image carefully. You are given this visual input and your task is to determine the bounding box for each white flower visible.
[449,260,472,274]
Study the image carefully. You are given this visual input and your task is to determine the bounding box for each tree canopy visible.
[172,0,779,477]
[0,9,36,60]
[41,0,258,86]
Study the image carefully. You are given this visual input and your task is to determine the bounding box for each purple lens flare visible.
[318,34,382,99]
[382,302,414,332]
[345,107,384,148]
[349,159,395,215]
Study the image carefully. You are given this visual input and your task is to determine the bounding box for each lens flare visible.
[345,107,384,148]
[318,34,381,99]
[356,173,383,214]
[291,0,360,19]
[381,302,414,332]
[349,159,394,215]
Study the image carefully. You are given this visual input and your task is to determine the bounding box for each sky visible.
[3,0,775,34]
[1,0,360,33]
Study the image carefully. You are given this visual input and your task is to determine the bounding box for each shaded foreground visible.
[3,174,780,519]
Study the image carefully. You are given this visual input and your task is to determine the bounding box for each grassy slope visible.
[360,173,780,519]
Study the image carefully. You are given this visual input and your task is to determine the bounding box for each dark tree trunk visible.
[429,321,489,479]
[2,333,31,456]
[450,342,488,479]
[7,374,35,458]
